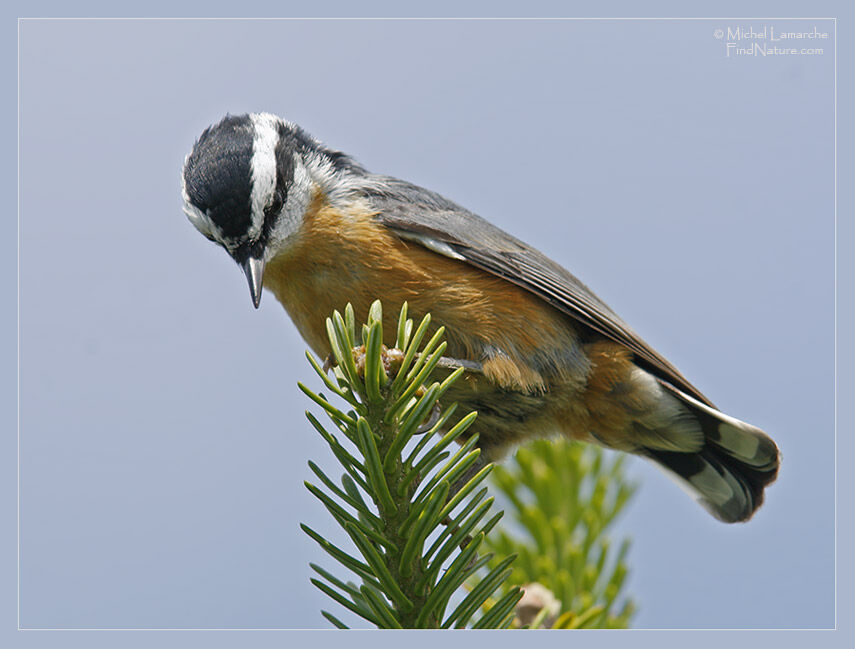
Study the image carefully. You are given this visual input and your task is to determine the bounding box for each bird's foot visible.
[414,401,443,435]
[435,356,484,374]
[322,353,336,374]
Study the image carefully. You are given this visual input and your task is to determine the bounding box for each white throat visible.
[265,153,314,259]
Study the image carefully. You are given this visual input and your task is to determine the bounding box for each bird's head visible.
[182,113,357,307]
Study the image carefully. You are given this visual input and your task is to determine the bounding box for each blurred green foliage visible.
[484,440,637,629]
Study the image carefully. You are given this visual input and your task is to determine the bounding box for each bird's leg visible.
[415,401,443,434]
[411,356,482,435]
[435,357,484,374]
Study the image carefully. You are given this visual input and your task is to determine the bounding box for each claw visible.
[322,353,335,374]
[415,401,443,435]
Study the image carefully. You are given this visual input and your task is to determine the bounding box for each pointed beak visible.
[242,256,266,309]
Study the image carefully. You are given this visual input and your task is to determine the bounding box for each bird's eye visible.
[265,194,284,217]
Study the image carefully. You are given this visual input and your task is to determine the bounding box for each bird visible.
[181,112,780,523]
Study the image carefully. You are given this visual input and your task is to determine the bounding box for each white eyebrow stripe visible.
[248,113,281,240]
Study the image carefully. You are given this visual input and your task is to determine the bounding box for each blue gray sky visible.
[18,17,834,630]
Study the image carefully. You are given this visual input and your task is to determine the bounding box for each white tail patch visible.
[629,368,704,452]
[658,380,778,469]
[646,455,750,522]
[717,422,762,460]
[687,461,737,506]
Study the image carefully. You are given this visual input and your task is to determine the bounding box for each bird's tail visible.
[643,382,780,523]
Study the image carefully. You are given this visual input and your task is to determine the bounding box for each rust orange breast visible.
[263,193,583,393]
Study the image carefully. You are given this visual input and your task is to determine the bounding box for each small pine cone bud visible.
[351,345,367,378]
[383,346,405,376]
[515,582,561,628]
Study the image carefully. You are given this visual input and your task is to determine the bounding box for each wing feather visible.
[361,176,714,408]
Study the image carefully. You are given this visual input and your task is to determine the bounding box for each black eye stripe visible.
[259,189,284,244]
[264,193,284,216]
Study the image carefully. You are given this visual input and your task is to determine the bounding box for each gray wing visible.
[361,176,715,408]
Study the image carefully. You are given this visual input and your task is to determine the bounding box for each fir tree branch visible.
[300,301,520,628]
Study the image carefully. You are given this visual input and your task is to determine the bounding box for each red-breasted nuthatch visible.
[181,113,779,523]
